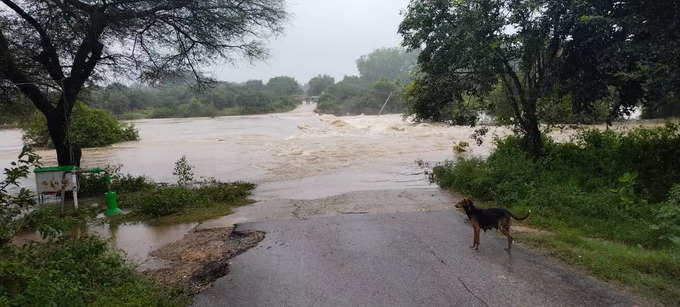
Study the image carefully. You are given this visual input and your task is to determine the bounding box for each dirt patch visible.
[145,227,264,295]
[512,225,551,235]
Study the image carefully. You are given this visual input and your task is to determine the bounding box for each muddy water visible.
[0,104,510,196]
[0,104,651,267]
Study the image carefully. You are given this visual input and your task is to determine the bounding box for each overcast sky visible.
[211,0,411,85]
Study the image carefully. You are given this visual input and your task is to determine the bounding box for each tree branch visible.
[0,31,54,115]
[1,0,66,84]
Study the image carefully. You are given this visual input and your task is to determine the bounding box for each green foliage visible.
[356,47,418,83]
[82,76,302,119]
[307,75,335,96]
[433,123,680,248]
[317,77,405,115]
[0,146,41,246]
[131,186,201,217]
[402,75,479,125]
[519,231,680,305]
[120,181,255,220]
[173,156,194,186]
[0,237,184,306]
[650,185,680,247]
[315,47,418,116]
[266,76,303,97]
[21,102,139,148]
[77,165,154,198]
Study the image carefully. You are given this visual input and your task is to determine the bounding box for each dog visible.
[455,198,530,252]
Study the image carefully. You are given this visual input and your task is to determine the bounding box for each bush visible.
[0,146,40,246]
[130,186,201,217]
[173,156,194,186]
[433,123,680,248]
[77,165,154,198]
[0,237,184,306]
[120,181,255,219]
[22,102,139,148]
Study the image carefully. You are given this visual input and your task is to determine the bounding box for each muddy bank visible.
[145,227,264,295]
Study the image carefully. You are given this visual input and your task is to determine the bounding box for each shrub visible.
[77,165,154,198]
[118,179,256,220]
[129,186,201,217]
[22,102,139,148]
[173,156,194,186]
[0,146,40,246]
[0,237,183,306]
[197,181,256,203]
[433,123,680,248]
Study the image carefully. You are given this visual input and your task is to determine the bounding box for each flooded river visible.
[0,104,509,199]
[0,104,652,267]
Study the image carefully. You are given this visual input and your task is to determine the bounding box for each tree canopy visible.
[266,76,303,97]
[0,0,287,165]
[307,75,335,96]
[356,47,418,83]
[399,0,680,156]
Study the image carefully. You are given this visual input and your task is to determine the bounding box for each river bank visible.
[3,104,674,304]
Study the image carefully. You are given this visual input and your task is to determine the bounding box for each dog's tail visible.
[511,210,531,221]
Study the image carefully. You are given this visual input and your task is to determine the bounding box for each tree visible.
[0,0,286,165]
[400,0,578,157]
[266,76,302,97]
[356,47,418,83]
[561,0,680,122]
[307,75,335,96]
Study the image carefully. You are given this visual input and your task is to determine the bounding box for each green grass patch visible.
[517,232,680,305]
[113,182,256,225]
[0,237,187,306]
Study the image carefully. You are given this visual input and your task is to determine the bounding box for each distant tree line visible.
[313,47,418,115]
[81,75,303,119]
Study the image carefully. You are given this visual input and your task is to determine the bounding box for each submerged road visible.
[193,209,643,306]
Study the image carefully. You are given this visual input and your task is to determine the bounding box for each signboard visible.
[34,166,78,194]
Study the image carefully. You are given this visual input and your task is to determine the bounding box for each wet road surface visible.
[193,210,642,307]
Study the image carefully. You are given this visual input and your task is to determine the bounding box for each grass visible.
[112,182,256,225]
[516,231,680,305]
[432,123,680,303]
[140,198,253,225]
[0,237,188,306]
[75,167,257,225]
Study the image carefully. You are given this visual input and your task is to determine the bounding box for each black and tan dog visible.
[455,198,530,252]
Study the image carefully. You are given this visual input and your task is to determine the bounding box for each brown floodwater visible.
[0,104,657,268]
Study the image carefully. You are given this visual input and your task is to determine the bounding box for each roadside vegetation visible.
[77,156,255,225]
[0,149,255,305]
[400,0,680,303]
[432,123,680,303]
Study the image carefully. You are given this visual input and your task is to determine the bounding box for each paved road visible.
[193,210,643,307]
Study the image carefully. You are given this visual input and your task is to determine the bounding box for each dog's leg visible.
[472,219,480,250]
[499,219,513,252]
[470,219,479,249]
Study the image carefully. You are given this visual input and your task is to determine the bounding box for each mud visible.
[145,227,264,295]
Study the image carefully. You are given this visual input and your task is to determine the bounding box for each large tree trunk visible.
[45,95,78,166]
[46,113,75,166]
[522,97,543,158]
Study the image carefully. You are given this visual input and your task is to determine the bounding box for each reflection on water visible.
[89,222,198,270]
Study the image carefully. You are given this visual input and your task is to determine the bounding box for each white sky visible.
[211,0,411,85]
